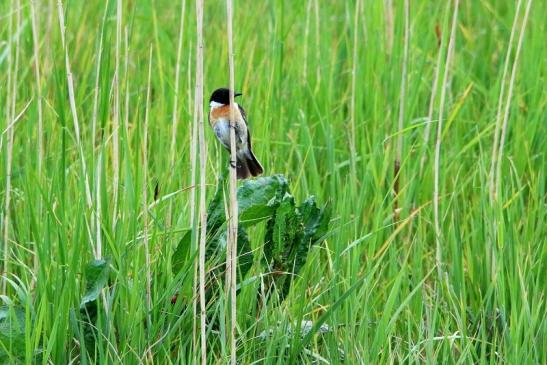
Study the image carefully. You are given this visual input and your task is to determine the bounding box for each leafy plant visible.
[0,305,27,364]
[73,260,111,358]
[263,194,331,298]
[0,261,111,364]
[80,259,111,310]
[172,174,330,301]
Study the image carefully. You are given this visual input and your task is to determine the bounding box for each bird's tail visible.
[237,150,263,179]
[246,150,264,177]
[236,159,251,179]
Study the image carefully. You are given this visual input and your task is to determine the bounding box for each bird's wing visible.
[238,104,252,150]
[237,104,247,124]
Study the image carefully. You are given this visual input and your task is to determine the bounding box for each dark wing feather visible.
[238,104,252,150]
[238,104,247,123]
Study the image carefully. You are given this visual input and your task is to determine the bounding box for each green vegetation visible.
[0,0,545,363]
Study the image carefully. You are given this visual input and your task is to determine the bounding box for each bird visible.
[208,88,264,179]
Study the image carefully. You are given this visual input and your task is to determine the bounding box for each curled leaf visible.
[80,259,110,310]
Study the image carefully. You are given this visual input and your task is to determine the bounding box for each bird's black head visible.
[209,88,242,105]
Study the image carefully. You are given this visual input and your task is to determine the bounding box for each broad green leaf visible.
[0,305,26,363]
[207,174,289,230]
[299,196,331,245]
[173,225,253,281]
[263,194,331,299]
[299,196,322,241]
[206,174,226,232]
[238,175,288,225]
[211,227,253,279]
[171,230,192,274]
[312,202,331,244]
[173,174,329,302]
[264,193,303,271]
[80,260,110,309]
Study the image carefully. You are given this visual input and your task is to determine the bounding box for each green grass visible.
[1,0,545,363]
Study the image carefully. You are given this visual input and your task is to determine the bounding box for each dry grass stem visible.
[434,0,459,271]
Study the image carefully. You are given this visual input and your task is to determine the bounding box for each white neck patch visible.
[210,101,224,109]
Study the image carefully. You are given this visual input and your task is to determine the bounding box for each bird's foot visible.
[229,160,238,169]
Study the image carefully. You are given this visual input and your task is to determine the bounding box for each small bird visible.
[208,88,264,179]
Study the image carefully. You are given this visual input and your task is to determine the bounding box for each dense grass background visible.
[1,0,545,363]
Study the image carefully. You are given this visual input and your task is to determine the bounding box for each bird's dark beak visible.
[235,92,242,97]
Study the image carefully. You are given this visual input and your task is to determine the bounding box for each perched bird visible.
[208,88,264,179]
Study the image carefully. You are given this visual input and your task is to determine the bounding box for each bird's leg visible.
[228,122,239,134]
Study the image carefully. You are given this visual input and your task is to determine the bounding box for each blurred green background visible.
[0,0,545,363]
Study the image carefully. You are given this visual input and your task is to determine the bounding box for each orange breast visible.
[210,104,242,126]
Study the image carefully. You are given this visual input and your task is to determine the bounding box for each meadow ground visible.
[0,0,545,363]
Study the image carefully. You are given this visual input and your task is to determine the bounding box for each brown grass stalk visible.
[170,0,187,177]
[349,0,362,184]
[56,0,93,209]
[495,0,532,199]
[303,0,312,82]
[384,0,394,57]
[489,0,522,202]
[143,46,154,328]
[189,38,199,357]
[30,0,43,176]
[313,0,321,87]
[90,7,107,259]
[419,2,451,178]
[124,28,130,141]
[111,0,122,229]
[433,0,459,271]
[394,0,409,221]
[30,0,43,283]
[2,0,20,294]
[226,0,239,362]
[195,0,208,362]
